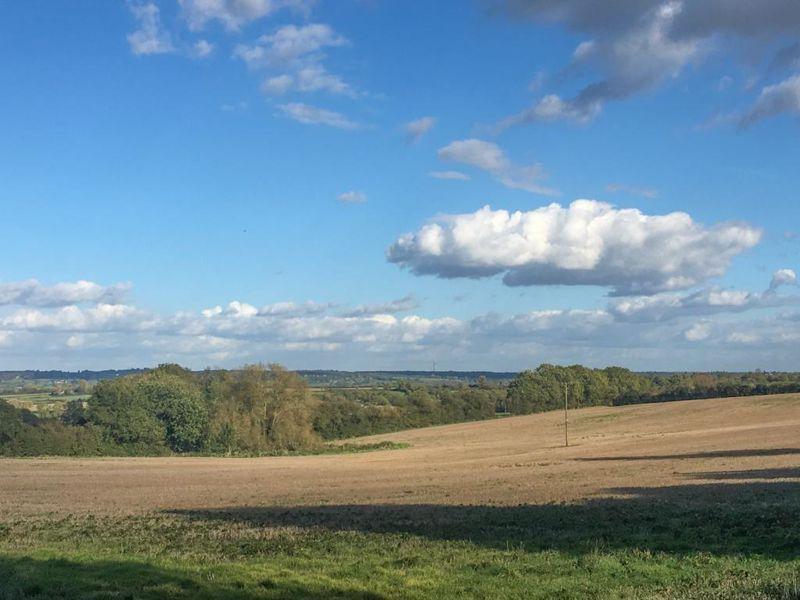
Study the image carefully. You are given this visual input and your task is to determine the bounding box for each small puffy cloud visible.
[337,190,367,204]
[740,74,800,128]
[770,268,797,291]
[65,335,86,348]
[234,23,348,68]
[234,23,356,99]
[278,103,359,129]
[684,322,711,341]
[605,183,659,199]
[343,294,419,317]
[498,94,601,128]
[191,39,214,58]
[387,200,762,296]
[429,170,471,181]
[0,280,131,307]
[261,65,355,97]
[403,116,436,143]
[127,2,174,56]
[179,0,312,31]
[438,139,557,196]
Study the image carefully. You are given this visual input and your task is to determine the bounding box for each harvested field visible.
[2,394,799,599]
[2,394,799,515]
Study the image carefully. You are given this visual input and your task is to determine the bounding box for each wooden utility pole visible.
[564,383,569,447]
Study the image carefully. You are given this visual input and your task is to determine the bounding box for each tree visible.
[206,364,319,453]
[61,399,88,426]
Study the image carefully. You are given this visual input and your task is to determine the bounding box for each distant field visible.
[2,393,88,416]
[1,394,799,598]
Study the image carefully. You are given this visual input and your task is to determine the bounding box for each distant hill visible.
[0,369,518,386]
[0,369,148,382]
[297,370,518,387]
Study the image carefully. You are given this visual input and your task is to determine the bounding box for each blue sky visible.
[1,0,799,371]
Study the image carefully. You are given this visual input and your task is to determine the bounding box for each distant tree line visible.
[313,380,503,440]
[3,363,800,456]
[506,365,800,413]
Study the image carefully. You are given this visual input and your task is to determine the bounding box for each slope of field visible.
[1,394,799,599]
[2,394,798,515]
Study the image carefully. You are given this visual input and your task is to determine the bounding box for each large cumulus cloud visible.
[386,200,761,296]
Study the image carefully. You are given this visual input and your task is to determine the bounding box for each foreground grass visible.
[2,477,800,599]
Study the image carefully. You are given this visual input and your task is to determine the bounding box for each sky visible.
[1,0,799,371]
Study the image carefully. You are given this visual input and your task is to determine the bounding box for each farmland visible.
[2,394,88,418]
[1,393,799,598]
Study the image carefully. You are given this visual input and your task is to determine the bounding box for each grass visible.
[186,441,410,458]
[316,441,409,454]
[2,477,799,599]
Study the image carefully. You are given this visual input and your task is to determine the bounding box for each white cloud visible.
[127,2,174,56]
[261,65,355,97]
[258,300,333,317]
[235,24,356,99]
[429,170,471,181]
[1,304,149,333]
[65,335,86,348]
[337,190,367,204]
[438,139,558,196]
[277,103,359,129]
[179,0,312,31]
[684,322,710,341]
[0,280,131,307]
[191,39,214,58]
[387,200,762,296]
[740,74,800,128]
[235,23,348,68]
[609,271,800,322]
[770,268,797,290]
[403,116,436,143]
[3,278,800,370]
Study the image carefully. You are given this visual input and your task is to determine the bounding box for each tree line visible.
[2,363,800,456]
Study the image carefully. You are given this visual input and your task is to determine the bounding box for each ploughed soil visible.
[1,393,799,517]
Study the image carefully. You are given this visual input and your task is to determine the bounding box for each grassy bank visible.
[2,480,799,599]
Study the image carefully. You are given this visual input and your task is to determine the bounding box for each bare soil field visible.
[2,393,799,517]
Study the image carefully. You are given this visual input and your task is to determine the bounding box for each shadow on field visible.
[0,556,384,600]
[686,467,800,480]
[170,477,800,560]
[576,447,800,461]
